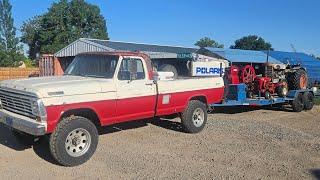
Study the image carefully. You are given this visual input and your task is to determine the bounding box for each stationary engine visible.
[228,64,290,99]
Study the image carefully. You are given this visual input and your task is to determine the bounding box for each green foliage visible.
[21,0,109,59]
[0,0,23,67]
[20,16,42,60]
[230,35,274,51]
[23,58,36,68]
[315,97,320,105]
[195,37,224,48]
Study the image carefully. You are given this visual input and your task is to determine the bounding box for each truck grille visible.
[0,87,37,119]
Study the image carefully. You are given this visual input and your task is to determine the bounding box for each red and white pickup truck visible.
[0,52,225,166]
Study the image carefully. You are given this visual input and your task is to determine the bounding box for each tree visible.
[21,0,109,59]
[20,16,42,60]
[0,0,22,67]
[195,37,224,48]
[230,35,274,51]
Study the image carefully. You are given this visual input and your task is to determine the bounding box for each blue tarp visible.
[207,48,282,64]
[267,51,320,83]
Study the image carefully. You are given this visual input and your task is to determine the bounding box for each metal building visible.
[55,38,197,59]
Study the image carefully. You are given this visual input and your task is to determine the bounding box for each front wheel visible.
[49,116,99,167]
[181,100,207,133]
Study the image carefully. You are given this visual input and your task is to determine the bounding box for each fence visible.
[0,68,40,81]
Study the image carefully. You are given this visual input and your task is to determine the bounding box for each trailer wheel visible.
[50,116,98,167]
[302,92,314,110]
[158,64,178,79]
[291,93,304,112]
[181,100,207,133]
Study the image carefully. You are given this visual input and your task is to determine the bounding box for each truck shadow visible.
[98,118,184,134]
[211,105,293,114]
[0,118,185,166]
[0,124,33,151]
[97,119,150,135]
[309,169,320,180]
[149,118,184,133]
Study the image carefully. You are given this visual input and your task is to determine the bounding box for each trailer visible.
[211,83,315,112]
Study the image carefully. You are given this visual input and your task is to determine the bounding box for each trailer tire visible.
[50,116,98,167]
[302,92,314,111]
[181,100,207,133]
[158,64,178,79]
[292,93,304,112]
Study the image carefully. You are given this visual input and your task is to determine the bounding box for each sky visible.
[11,0,320,56]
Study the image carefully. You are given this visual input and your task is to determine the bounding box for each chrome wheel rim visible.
[192,108,205,127]
[65,128,91,157]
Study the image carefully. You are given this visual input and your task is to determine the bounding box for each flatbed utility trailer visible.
[211,84,315,112]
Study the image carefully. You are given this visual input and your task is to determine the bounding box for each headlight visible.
[312,87,318,94]
[31,99,47,122]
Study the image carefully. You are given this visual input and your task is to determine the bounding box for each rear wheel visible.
[287,69,308,90]
[292,93,304,112]
[302,92,314,110]
[181,100,207,133]
[49,116,98,167]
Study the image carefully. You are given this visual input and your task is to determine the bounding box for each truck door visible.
[115,57,157,123]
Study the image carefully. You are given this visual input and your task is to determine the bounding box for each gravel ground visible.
[0,106,319,180]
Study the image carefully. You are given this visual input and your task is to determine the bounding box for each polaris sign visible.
[196,67,224,75]
[191,61,226,77]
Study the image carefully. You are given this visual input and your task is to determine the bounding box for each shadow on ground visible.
[149,118,184,133]
[0,118,184,166]
[309,169,320,180]
[211,104,293,114]
[0,124,32,151]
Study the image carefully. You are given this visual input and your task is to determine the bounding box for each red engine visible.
[227,64,288,99]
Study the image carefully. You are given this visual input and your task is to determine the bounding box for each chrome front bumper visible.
[0,109,46,136]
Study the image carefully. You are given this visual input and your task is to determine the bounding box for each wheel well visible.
[190,96,207,105]
[60,108,101,127]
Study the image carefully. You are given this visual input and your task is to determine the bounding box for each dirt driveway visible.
[0,106,319,179]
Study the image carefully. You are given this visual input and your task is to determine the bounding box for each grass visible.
[315,97,320,105]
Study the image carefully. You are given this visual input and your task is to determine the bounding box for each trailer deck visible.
[211,84,314,108]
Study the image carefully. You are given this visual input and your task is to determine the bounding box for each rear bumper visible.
[0,109,46,136]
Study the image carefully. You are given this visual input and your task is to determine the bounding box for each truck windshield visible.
[65,54,119,78]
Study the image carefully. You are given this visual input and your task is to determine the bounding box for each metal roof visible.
[267,51,320,83]
[89,39,197,54]
[207,48,282,64]
[55,38,198,59]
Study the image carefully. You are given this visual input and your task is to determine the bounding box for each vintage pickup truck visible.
[0,52,225,166]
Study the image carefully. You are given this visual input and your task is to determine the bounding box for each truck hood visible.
[0,76,114,98]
